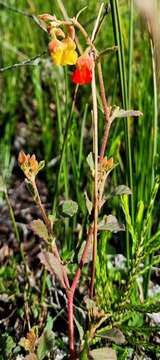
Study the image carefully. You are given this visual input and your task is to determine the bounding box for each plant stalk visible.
[90,65,98,298]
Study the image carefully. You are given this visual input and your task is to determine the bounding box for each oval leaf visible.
[90,347,117,360]
[98,215,125,233]
[97,327,126,344]
[61,200,78,217]
[37,330,55,360]
[30,219,49,242]
[115,185,132,196]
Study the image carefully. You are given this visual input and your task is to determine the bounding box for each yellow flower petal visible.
[61,49,78,65]
[49,36,78,66]
[51,49,64,65]
[62,37,76,50]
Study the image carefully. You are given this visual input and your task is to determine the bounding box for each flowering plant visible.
[17,5,143,360]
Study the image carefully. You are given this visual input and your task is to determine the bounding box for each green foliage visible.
[37,330,55,360]
[61,199,78,217]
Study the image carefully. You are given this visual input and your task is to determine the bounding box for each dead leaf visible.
[24,354,38,360]
[0,245,12,262]
[97,327,126,344]
[78,240,93,264]
[98,215,125,233]
[90,347,117,360]
[19,328,37,352]
[38,251,66,288]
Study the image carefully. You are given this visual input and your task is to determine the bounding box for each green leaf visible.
[38,251,66,288]
[61,200,78,217]
[37,330,55,360]
[80,347,88,360]
[135,200,144,236]
[5,335,16,356]
[121,195,136,254]
[114,185,132,196]
[86,152,94,176]
[30,219,49,242]
[98,215,125,233]
[38,160,45,172]
[90,347,117,360]
[0,176,6,193]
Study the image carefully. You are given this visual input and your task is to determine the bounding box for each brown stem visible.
[99,122,111,162]
[90,66,98,298]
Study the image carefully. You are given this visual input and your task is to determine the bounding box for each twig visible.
[0,52,47,73]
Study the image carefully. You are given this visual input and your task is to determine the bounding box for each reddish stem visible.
[67,224,94,354]
[99,122,111,162]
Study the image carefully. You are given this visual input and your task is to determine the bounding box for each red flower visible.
[72,53,94,85]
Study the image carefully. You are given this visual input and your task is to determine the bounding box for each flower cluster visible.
[18,151,44,181]
[39,14,94,85]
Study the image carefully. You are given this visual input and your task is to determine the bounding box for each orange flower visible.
[72,53,94,85]
[48,36,78,66]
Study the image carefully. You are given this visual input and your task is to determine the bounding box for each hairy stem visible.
[90,66,98,298]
